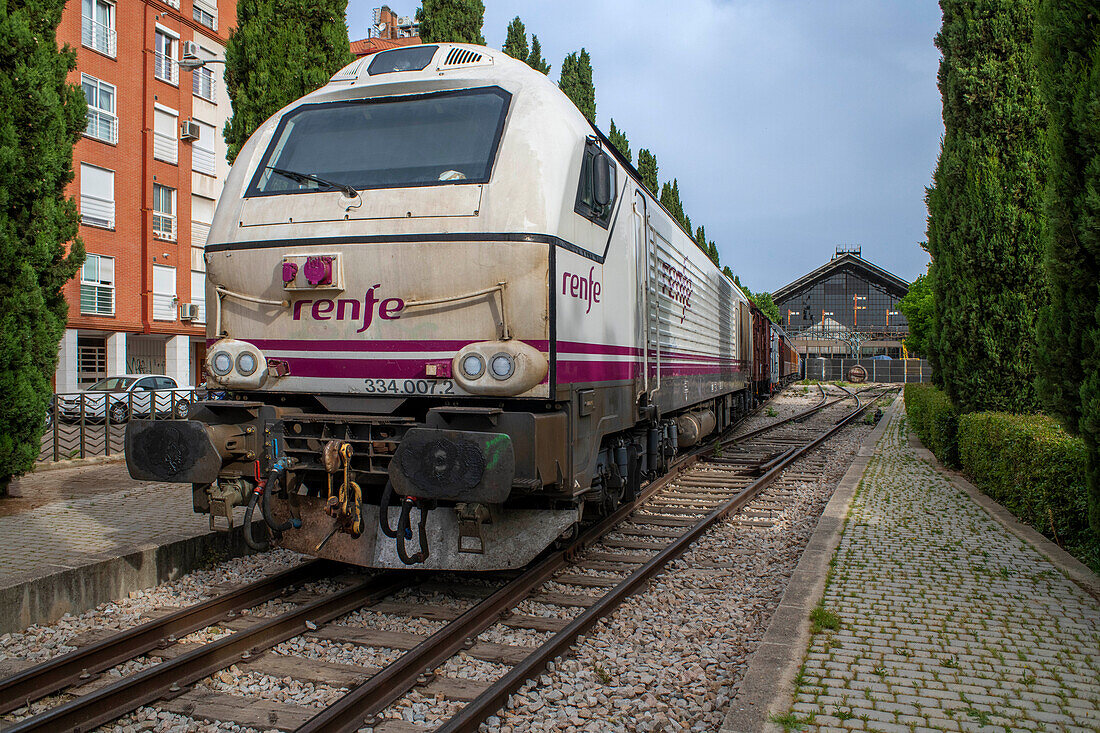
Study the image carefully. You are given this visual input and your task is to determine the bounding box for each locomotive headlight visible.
[211,351,233,376]
[490,353,515,380]
[461,354,485,379]
[452,341,548,396]
[236,352,258,376]
[205,338,270,389]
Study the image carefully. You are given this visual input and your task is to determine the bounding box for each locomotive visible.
[126,44,799,571]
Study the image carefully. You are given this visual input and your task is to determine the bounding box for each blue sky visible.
[345,1,942,291]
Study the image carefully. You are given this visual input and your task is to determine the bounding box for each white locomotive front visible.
[126,44,757,570]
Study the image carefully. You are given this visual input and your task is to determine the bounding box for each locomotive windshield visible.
[247,87,511,196]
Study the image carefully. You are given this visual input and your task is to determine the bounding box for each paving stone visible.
[788,405,1100,731]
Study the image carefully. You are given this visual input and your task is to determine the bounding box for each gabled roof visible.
[771,253,909,302]
[350,36,422,58]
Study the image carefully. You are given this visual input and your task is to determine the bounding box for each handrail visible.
[403,281,511,340]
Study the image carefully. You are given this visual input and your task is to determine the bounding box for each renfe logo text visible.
[292,284,404,333]
[562,267,602,314]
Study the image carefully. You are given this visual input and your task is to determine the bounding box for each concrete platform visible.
[0,462,254,635]
[723,395,1100,732]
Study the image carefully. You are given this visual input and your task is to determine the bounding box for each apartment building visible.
[54,0,237,392]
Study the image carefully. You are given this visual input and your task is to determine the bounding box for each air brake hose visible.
[243,486,270,551]
[262,465,301,533]
[379,481,399,538]
[395,497,430,565]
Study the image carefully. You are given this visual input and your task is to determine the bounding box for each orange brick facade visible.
[55,0,237,391]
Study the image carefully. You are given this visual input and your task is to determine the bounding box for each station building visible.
[772,247,912,364]
[53,0,237,392]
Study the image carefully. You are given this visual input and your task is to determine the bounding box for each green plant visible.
[767,712,804,731]
[809,604,841,633]
[834,705,854,721]
[594,663,611,685]
[766,407,778,418]
[958,411,1099,573]
[904,384,960,466]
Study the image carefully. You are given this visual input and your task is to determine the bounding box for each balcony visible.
[154,52,178,85]
[81,18,116,58]
[84,109,117,145]
[153,213,176,240]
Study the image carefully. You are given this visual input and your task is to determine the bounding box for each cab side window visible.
[574,141,616,227]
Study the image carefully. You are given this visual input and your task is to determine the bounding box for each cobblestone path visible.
[789,406,1100,732]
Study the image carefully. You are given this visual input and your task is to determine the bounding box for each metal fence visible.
[803,358,931,383]
[39,388,197,463]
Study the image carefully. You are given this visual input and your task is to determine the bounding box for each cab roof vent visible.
[443,47,483,66]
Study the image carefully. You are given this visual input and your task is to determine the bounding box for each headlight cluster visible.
[206,339,270,389]
[452,340,547,396]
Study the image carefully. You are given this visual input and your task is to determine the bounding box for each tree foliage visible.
[416,0,485,44]
[224,0,353,163]
[501,16,528,61]
[925,0,1046,414]
[527,35,550,74]
[608,119,630,163]
[559,48,595,122]
[637,149,658,196]
[0,0,86,492]
[898,271,934,357]
[1033,0,1100,535]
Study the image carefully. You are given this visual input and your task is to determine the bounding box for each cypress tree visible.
[224,0,353,163]
[527,35,550,75]
[559,49,595,122]
[1033,0,1100,534]
[501,16,528,61]
[925,0,1046,414]
[0,0,86,493]
[608,119,631,163]
[637,149,659,196]
[416,0,485,44]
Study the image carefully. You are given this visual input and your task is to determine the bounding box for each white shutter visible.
[152,265,177,321]
[192,120,215,176]
[80,164,114,228]
[190,270,206,323]
[153,107,178,164]
[191,194,214,247]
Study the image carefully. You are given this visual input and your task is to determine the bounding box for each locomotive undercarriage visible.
[126,385,754,571]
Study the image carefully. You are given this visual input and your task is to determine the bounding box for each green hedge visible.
[904,384,960,467]
[958,413,1098,573]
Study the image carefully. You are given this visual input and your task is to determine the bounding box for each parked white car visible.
[56,375,194,423]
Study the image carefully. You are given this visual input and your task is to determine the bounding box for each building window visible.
[191,120,216,176]
[154,30,178,85]
[79,164,114,229]
[153,265,177,321]
[190,270,206,323]
[191,194,214,248]
[193,0,217,30]
[192,65,215,102]
[153,184,176,240]
[80,254,115,316]
[81,0,115,57]
[153,107,179,164]
[81,75,117,144]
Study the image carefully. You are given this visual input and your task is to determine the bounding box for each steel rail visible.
[5,573,410,733]
[293,451,705,733]
[0,559,333,714]
[435,389,885,733]
[721,383,839,447]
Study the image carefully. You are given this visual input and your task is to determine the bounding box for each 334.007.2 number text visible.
[362,378,455,395]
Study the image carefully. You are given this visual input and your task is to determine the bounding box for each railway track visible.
[0,384,894,733]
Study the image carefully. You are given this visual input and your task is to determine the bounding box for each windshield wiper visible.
[266,166,359,199]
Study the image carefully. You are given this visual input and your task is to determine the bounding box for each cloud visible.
[346,0,941,288]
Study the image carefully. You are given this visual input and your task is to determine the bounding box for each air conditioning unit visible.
[180,303,198,320]
[180,120,200,140]
[182,40,200,62]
